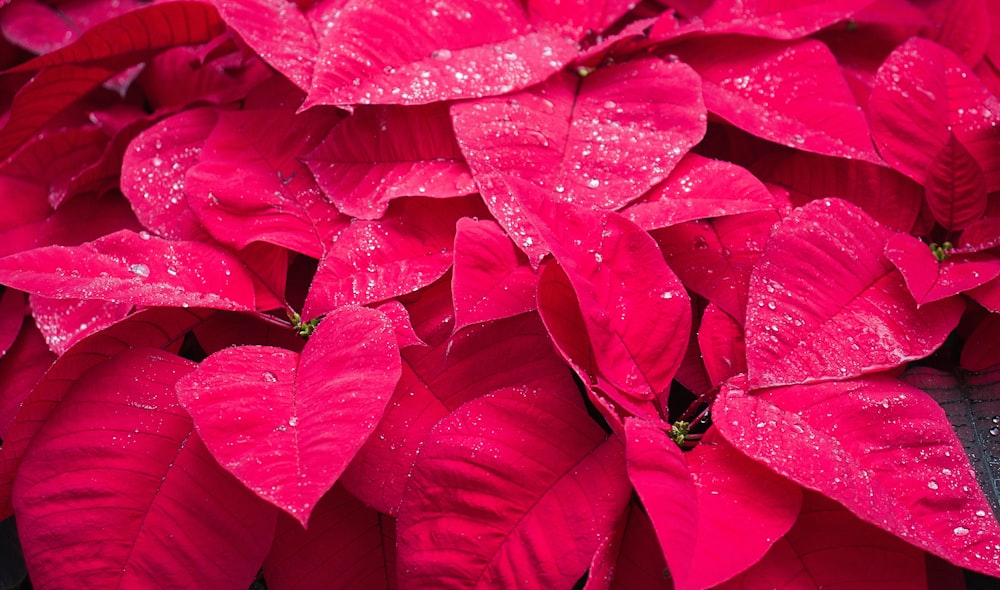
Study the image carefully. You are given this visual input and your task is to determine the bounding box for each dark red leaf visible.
[919,0,991,66]
[452,58,706,262]
[745,198,964,389]
[397,385,631,589]
[0,322,54,439]
[340,313,574,514]
[869,38,1000,193]
[0,230,260,311]
[716,374,1000,576]
[304,0,577,108]
[961,314,1000,371]
[717,492,928,590]
[13,348,276,589]
[7,1,225,73]
[623,154,778,232]
[0,289,23,358]
[305,103,475,220]
[0,307,215,516]
[176,306,400,524]
[753,151,924,232]
[675,37,882,163]
[923,132,988,230]
[263,485,395,590]
[902,365,1000,519]
[303,196,485,317]
[585,504,672,590]
[885,232,1000,305]
[120,107,218,241]
[0,127,108,209]
[452,217,537,330]
[0,0,139,55]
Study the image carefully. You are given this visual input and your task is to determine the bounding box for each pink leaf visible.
[0,230,259,311]
[263,485,395,590]
[716,375,1000,576]
[303,196,485,317]
[29,295,132,355]
[623,154,777,232]
[186,107,348,257]
[745,198,964,389]
[175,306,401,524]
[869,38,1000,192]
[397,385,631,589]
[305,103,476,220]
[923,132,988,229]
[340,313,574,514]
[753,151,924,232]
[717,492,928,589]
[697,0,876,39]
[208,0,320,90]
[13,348,276,589]
[121,107,217,241]
[885,232,1000,305]
[452,58,706,261]
[452,217,537,330]
[530,202,691,402]
[304,0,577,108]
[626,421,801,590]
[676,37,881,163]
[527,0,635,40]
[653,210,779,324]
[0,307,215,516]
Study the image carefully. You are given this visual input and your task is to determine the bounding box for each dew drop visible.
[166,266,178,277]
[431,49,452,60]
[129,263,150,278]
[288,416,299,427]
[990,427,999,437]
[262,371,278,383]
[953,526,970,536]
[927,480,939,490]
[586,178,600,189]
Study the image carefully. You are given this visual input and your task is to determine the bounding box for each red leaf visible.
[623,154,778,232]
[869,38,1000,192]
[653,210,779,324]
[175,306,401,525]
[698,303,747,387]
[0,288,23,358]
[919,0,991,67]
[263,486,395,590]
[676,37,882,163]
[397,385,631,589]
[585,504,672,590]
[716,375,1000,576]
[0,307,215,516]
[0,0,140,55]
[0,322,54,439]
[452,58,706,261]
[7,1,225,72]
[13,348,276,589]
[696,0,877,39]
[961,313,1000,371]
[0,230,259,311]
[527,0,635,40]
[208,0,319,90]
[745,198,964,389]
[885,232,1000,305]
[121,107,217,241]
[753,151,924,232]
[305,103,475,220]
[303,196,485,317]
[923,132,988,229]
[530,202,691,402]
[304,0,577,108]
[340,313,574,514]
[0,127,108,209]
[186,107,347,257]
[452,217,537,330]
[626,421,801,590]
[717,492,928,590]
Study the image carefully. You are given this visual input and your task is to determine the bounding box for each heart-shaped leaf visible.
[175,305,401,525]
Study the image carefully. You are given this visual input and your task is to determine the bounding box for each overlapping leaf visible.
[305,103,475,220]
[0,230,259,311]
[397,385,631,589]
[304,0,577,108]
[745,198,964,388]
[13,348,276,589]
[175,306,401,525]
[716,374,1000,576]
[885,232,1000,305]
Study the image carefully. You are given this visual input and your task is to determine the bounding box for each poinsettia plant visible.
[0,0,999,587]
